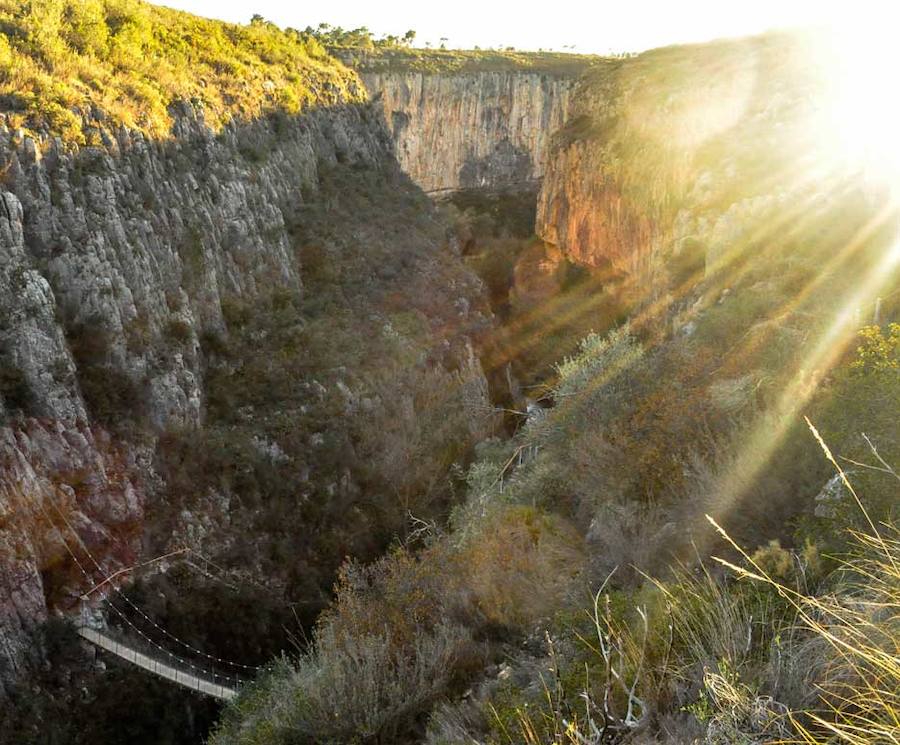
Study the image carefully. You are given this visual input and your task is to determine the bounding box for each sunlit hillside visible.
[0,0,363,142]
[211,29,899,745]
[0,3,897,744]
[338,45,602,74]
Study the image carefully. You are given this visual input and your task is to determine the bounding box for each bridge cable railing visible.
[78,546,263,673]
[17,482,256,689]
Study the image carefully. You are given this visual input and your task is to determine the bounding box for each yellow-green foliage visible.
[460,506,584,629]
[750,538,823,585]
[852,323,900,374]
[713,513,900,744]
[814,323,900,531]
[210,504,586,744]
[0,0,364,144]
[493,438,899,745]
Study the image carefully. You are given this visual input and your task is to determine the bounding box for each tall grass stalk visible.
[707,420,899,744]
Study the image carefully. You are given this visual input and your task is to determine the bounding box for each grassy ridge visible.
[0,0,364,144]
[338,46,603,75]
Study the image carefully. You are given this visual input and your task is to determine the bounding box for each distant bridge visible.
[423,178,541,196]
[77,626,237,701]
[18,473,257,702]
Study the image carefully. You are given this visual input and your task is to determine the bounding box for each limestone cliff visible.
[0,99,494,698]
[358,70,578,192]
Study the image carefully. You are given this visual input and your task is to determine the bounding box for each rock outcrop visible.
[1,103,382,432]
[535,33,863,302]
[359,70,578,192]
[0,420,142,698]
[0,99,494,695]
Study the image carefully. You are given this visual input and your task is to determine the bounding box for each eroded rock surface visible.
[361,71,577,192]
[535,35,860,304]
[0,101,494,695]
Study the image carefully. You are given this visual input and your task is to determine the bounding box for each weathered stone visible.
[0,99,494,695]
[362,72,576,192]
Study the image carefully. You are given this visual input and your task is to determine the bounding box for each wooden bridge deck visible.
[77,626,237,701]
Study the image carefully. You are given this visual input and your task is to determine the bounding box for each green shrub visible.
[0,0,364,143]
[554,326,642,402]
[61,0,110,55]
[77,364,144,429]
[66,318,147,431]
[211,623,478,745]
[813,323,900,534]
[164,318,192,344]
[851,323,900,374]
[459,506,584,631]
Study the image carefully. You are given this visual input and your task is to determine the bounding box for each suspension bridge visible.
[17,475,264,701]
[76,626,237,700]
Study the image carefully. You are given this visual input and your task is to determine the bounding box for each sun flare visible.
[1,3,899,743]
[819,25,900,184]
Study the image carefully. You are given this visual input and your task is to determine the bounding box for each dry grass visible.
[210,622,476,745]
[708,424,900,743]
[499,421,897,745]
[460,506,585,630]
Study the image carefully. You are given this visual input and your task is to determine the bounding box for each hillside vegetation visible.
[0,3,896,742]
[0,0,363,143]
[339,46,602,75]
[0,104,498,741]
[211,31,900,745]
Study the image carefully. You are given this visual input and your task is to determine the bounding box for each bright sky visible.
[159,0,889,54]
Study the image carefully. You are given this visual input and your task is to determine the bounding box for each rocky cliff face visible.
[0,100,493,697]
[535,34,857,303]
[359,70,577,192]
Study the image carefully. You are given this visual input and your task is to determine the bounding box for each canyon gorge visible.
[0,5,898,744]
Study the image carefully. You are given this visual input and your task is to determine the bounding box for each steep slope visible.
[208,31,900,745]
[536,33,869,302]
[0,1,495,725]
[0,0,363,141]
[520,31,900,544]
